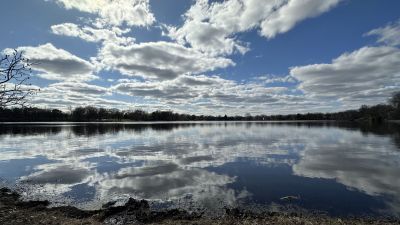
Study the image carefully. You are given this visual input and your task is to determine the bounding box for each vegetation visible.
[0,50,37,108]
[0,92,399,122]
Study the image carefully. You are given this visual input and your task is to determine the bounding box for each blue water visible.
[0,121,399,217]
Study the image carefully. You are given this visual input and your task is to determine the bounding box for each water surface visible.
[0,121,399,217]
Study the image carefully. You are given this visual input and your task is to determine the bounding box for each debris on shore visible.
[0,188,398,225]
[280,195,301,201]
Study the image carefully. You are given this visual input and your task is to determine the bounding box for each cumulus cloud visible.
[366,19,400,47]
[16,0,399,114]
[8,43,97,81]
[255,75,297,84]
[29,81,129,110]
[111,74,296,112]
[259,0,341,38]
[166,0,341,55]
[39,0,339,113]
[48,82,110,96]
[167,21,249,56]
[291,46,400,105]
[98,42,234,80]
[51,23,134,45]
[31,93,129,110]
[112,80,195,100]
[54,0,155,27]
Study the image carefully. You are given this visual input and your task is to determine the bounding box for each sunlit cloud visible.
[1,0,399,114]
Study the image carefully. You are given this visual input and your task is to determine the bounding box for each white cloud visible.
[291,46,400,105]
[28,80,131,110]
[112,79,195,100]
[167,21,249,56]
[255,75,297,84]
[366,20,400,47]
[32,92,129,110]
[7,43,97,81]
[166,0,341,56]
[49,82,110,96]
[259,0,341,38]
[98,42,234,80]
[54,0,155,27]
[51,23,134,45]
[18,0,400,114]
[111,74,298,114]
[37,0,344,113]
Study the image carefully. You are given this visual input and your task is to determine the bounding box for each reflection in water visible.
[293,123,400,215]
[0,122,400,216]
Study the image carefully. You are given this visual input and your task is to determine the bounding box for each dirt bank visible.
[0,188,399,225]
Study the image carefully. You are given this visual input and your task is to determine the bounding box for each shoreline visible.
[1,188,399,225]
[0,119,395,125]
[1,119,399,123]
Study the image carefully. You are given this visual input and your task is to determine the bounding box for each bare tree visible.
[0,50,37,108]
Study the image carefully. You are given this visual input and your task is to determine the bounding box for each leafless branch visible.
[0,50,38,108]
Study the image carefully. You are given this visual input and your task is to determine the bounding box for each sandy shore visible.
[0,188,398,225]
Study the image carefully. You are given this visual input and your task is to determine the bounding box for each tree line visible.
[0,92,399,122]
[0,50,399,123]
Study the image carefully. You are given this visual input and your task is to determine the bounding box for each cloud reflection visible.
[293,127,400,215]
[0,122,399,215]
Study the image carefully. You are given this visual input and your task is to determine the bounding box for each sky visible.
[1,0,400,115]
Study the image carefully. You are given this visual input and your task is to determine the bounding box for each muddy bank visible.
[0,188,399,225]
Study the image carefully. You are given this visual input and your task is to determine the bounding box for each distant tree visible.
[72,107,86,121]
[389,91,400,109]
[126,109,148,121]
[3,91,400,122]
[85,106,99,120]
[0,50,37,108]
[389,91,400,119]
[98,108,109,120]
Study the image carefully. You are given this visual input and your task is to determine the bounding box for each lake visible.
[0,121,400,217]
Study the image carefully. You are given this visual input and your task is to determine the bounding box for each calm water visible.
[1,121,400,217]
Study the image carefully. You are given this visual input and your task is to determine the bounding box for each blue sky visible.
[1,0,400,115]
